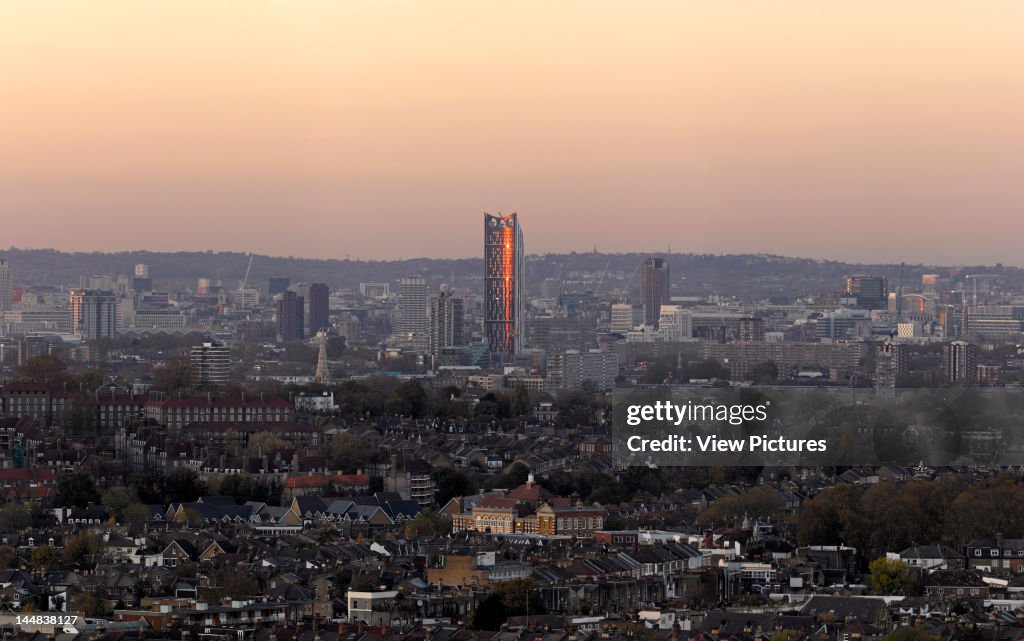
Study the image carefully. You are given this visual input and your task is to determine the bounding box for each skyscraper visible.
[844,275,889,310]
[398,276,429,337]
[269,277,291,296]
[277,290,305,342]
[70,289,118,339]
[875,340,908,398]
[641,257,670,326]
[191,341,231,388]
[943,340,978,383]
[0,259,11,312]
[308,282,330,336]
[484,212,524,355]
[430,286,465,356]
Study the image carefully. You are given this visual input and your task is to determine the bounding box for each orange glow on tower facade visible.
[484,212,524,356]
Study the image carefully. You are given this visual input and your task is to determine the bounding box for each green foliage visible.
[120,503,152,532]
[163,468,208,504]
[153,355,195,393]
[511,383,530,418]
[217,473,275,504]
[329,432,375,473]
[697,486,785,525]
[101,486,139,515]
[326,336,347,358]
[0,503,32,531]
[869,557,909,595]
[404,511,452,538]
[472,594,508,630]
[432,468,475,506]
[209,566,259,598]
[65,531,105,564]
[484,463,531,491]
[30,546,62,572]
[19,354,71,385]
[246,431,288,455]
[53,472,100,508]
[747,360,779,384]
[883,628,935,641]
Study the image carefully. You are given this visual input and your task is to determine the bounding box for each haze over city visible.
[4,1,1024,264]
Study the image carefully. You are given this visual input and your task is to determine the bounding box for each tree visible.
[432,468,474,506]
[153,355,195,393]
[329,432,374,473]
[603,515,628,531]
[19,354,71,385]
[472,593,508,630]
[0,503,31,531]
[0,545,15,569]
[326,336,347,358]
[163,468,207,503]
[511,382,530,418]
[65,532,105,564]
[869,557,909,595]
[121,503,152,533]
[404,511,452,538]
[883,628,935,641]
[209,567,259,598]
[246,432,288,455]
[101,486,139,516]
[61,395,96,435]
[747,361,779,384]
[30,546,62,573]
[53,472,100,508]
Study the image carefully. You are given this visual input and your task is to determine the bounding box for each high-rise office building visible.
[308,283,330,336]
[484,212,524,355]
[641,257,670,326]
[844,275,889,310]
[134,264,149,278]
[70,289,118,339]
[875,340,908,397]
[277,290,305,342]
[398,276,429,337]
[610,304,644,334]
[269,277,291,296]
[943,340,978,383]
[191,341,231,388]
[430,286,465,356]
[0,259,11,312]
[737,317,766,342]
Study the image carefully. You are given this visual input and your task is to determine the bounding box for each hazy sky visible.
[3,1,1024,264]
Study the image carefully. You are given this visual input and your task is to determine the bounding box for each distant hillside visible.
[2,247,1017,301]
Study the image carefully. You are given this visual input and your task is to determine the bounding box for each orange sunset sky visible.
[2,1,1024,264]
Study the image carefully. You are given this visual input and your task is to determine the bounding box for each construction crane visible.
[895,262,905,321]
[593,260,611,296]
[622,260,643,299]
[240,252,255,290]
[966,273,1000,305]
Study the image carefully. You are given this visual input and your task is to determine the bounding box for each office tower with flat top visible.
[484,212,524,355]
[641,257,670,326]
[308,282,330,336]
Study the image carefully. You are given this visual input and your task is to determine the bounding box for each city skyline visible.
[4,2,1024,265]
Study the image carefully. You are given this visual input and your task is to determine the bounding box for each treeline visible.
[797,474,1024,563]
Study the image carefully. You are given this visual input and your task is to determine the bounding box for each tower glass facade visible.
[484,213,524,355]
[641,257,670,326]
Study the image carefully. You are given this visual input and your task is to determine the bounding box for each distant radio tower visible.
[314,330,331,384]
